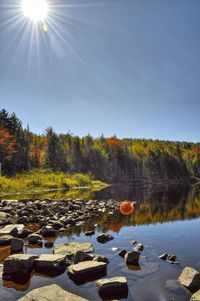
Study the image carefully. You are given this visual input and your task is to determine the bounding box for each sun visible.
[22,0,49,22]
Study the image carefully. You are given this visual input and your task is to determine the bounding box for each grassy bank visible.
[0,170,107,195]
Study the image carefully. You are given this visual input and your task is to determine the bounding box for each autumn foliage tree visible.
[0,109,199,181]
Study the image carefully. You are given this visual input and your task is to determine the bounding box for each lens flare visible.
[22,0,49,22]
[119,200,134,216]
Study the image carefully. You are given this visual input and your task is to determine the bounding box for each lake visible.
[0,183,200,301]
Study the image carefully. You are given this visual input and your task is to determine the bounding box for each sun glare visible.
[22,0,49,22]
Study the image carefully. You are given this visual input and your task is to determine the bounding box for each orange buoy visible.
[119,200,134,216]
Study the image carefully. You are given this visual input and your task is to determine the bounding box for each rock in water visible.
[17,284,89,301]
[178,267,200,293]
[27,234,43,244]
[11,238,24,253]
[191,289,200,301]
[74,251,93,264]
[40,227,56,237]
[159,253,168,260]
[0,235,13,246]
[118,250,127,258]
[67,261,107,284]
[96,276,128,299]
[33,254,68,276]
[3,254,38,281]
[0,224,24,236]
[54,242,94,259]
[134,243,144,252]
[85,230,95,236]
[124,251,140,265]
[96,233,114,244]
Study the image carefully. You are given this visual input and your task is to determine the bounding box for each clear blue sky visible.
[0,0,200,141]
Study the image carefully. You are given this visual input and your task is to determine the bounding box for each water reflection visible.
[1,184,200,301]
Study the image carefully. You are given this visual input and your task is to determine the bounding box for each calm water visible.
[1,184,200,301]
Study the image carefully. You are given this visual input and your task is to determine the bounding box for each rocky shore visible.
[0,198,200,300]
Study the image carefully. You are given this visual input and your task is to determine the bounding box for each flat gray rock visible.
[34,254,68,274]
[96,276,128,293]
[54,242,94,258]
[67,260,107,284]
[178,267,200,293]
[17,284,89,301]
[68,261,107,276]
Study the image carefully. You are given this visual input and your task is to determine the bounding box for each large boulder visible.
[54,242,94,259]
[17,284,89,301]
[191,289,200,301]
[0,224,24,236]
[178,267,200,293]
[3,254,38,281]
[11,238,24,253]
[96,276,128,299]
[0,235,13,246]
[67,261,107,284]
[124,251,140,265]
[34,254,68,276]
[96,233,114,244]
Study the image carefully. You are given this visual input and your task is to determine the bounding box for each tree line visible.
[0,109,200,182]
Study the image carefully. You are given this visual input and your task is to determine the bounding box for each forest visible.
[0,109,200,183]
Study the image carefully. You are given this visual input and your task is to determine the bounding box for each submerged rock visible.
[178,267,200,293]
[96,276,128,299]
[17,284,89,301]
[96,233,114,244]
